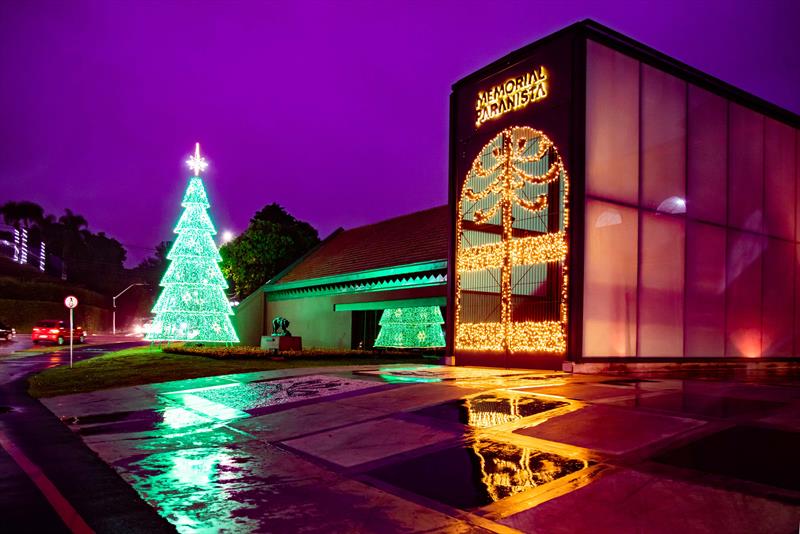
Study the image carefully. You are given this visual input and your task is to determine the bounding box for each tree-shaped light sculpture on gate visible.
[146,143,239,343]
[455,127,569,354]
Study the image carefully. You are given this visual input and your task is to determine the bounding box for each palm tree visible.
[58,208,88,232]
[0,201,45,229]
[58,209,90,279]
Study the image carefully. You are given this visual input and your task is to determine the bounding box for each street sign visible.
[64,296,77,367]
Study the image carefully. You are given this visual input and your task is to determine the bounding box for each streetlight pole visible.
[113,283,147,335]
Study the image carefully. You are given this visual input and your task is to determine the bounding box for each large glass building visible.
[237,20,798,370]
[448,20,799,368]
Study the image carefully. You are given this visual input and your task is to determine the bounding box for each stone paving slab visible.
[336,383,483,413]
[498,468,800,534]
[282,417,463,468]
[88,425,252,465]
[603,390,788,420]
[513,404,706,456]
[231,401,382,443]
[757,400,800,430]
[517,383,652,401]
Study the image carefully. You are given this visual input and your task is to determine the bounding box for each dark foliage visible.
[220,203,319,296]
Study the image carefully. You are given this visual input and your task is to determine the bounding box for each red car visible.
[32,320,86,345]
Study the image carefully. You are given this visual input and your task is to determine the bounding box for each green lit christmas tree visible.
[146,143,239,343]
[373,306,445,349]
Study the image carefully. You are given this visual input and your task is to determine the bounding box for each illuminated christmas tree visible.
[373,306,445,349]
[146,143,239,343]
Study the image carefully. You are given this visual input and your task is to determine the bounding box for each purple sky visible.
[1,0,798,266]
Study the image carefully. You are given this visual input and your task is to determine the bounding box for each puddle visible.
[65,409,165,436]
[599,378,656,386]
[618,393,785,418]
[414,393,568,428]
[70,407,211,436]
[368,437,590,509]
[64,409,162,426]
[655,426,800,491]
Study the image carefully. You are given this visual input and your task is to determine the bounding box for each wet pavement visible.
[0,340,173,533]
[38,363,800,533]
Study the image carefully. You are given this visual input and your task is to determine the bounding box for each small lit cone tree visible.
[373,306,445,349]
[146,143,239,343]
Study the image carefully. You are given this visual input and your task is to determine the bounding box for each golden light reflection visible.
[470,438,589,504]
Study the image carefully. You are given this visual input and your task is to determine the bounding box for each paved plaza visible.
[40,364,800,533]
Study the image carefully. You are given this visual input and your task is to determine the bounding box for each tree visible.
[220,203,319,297]
[146,144,238,343]
[0,201,44,229]
[0,200,129,292]
[373,306,446,349]
[135,240,171,279]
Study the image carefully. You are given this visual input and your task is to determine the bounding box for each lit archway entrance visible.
[455,126,569,363]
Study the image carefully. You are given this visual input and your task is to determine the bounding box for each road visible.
[0,340,174,533]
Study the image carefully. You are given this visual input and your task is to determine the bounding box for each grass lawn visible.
[28,346,433,398]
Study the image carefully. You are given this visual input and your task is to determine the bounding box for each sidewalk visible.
[41,364,800,533]
[0,341,172,533]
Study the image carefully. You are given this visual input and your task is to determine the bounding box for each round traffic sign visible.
[64,295,78,309]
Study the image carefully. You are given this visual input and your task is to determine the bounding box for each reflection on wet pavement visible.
[654,425,800,491]
[112,439,343,532]
[414,392,568,428]
[369,437,590,509]
[167,374,378,415]
[357,365,554,382]
[609,391,786,418]
[41,364,800,533]
[67,407,214,436]
[598,378,656,386]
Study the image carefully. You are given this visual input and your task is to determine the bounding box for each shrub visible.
[160,343,426,360]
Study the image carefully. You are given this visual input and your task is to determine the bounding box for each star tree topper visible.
[186,142,209,176]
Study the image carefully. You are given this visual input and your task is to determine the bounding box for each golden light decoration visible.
[457,232,567,272]
[456,321,566,353]
[455,127,569,354]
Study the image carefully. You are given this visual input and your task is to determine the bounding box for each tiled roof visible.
[276,206,449,284]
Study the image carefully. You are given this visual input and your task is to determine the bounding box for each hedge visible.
[161,343,426,360]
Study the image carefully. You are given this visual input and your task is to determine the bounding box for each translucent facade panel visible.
[764,119,796,240]
[762,238,794,356]
[685,222,726,357]
[641,65,686,212]
[586,40,639,204]
[583,200,638,356]
[797,244,800,356]
[687,85,727,224]
[728,104,764,232]
[797,131,800,242]
[639,214,685,357]
[725,229,764,357]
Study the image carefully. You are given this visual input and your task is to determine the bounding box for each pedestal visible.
[261,335,302,352]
